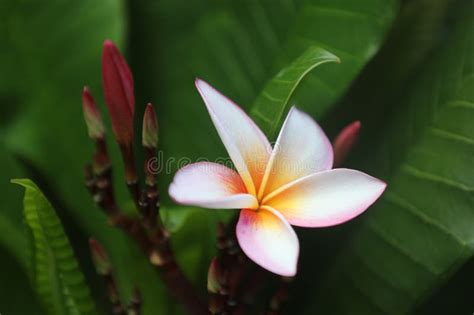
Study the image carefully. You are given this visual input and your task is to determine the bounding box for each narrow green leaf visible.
[12,179,96,315]
[311,5,474,314]
[250,46,339,139]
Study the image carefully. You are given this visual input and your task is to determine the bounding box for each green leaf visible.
[310,4,474,314]
[250,45,339,138]
[0,144,43,314]
[12,179,96,315]
[415,257,474,314]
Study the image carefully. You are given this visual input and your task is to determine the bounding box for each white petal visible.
[236,206,299,277]
[169,162,258,209]
[195,79,271,195]
[263,169,386,227]
[258,107,333,199]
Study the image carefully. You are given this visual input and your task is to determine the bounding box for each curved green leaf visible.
[311,4,474,314]
[12,179,96,315]
[280,0,400,117]
[250,45,339,138]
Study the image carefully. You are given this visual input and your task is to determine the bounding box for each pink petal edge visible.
[263,168,387,227]
[195,79,271,195]
[236,206,299,277]
[168,162,258,209]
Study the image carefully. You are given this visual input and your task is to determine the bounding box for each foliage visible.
[308,3,474,313]
[0,0,472,314]
[250,45,339,138]
[12,179,96,315]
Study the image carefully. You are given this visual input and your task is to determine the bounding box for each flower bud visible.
[102,40,137,183]
[207,257,223,294]
[102,39,135,146]
[333,120,361,167]
[142,103,159,149]
[82,86,105,140]
[89,238,112,276]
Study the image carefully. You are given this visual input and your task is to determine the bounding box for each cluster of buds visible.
[82,40,207,315]
[82,40,159,216]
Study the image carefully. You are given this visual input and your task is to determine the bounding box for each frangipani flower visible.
[169,79,386,276]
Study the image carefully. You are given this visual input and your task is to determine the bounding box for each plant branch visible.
[208,222,248,314]
[264,277,292,315]
[85,141,207,315]
[127,288,142,315]
[89,238,128,315]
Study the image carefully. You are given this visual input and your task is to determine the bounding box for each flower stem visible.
[265,277,292,315]
[104,274,128,315]
[88,238,128,315]
[85,143,207,314]
[127,288,142,315]
[208,222,248,314]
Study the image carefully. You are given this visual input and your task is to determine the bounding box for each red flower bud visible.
[142,103,159,149]
[82,86,105,140]
[89,238,112,275]
[332,120,361,167]
[102,39,135,146]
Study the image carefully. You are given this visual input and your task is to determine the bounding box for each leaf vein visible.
[307,4,370,20]
[385,192,467,246]
[262,91,283,103]
[446,99,474,109]
[368,219,439,275]
[429,127,474,146]
[402,164,474,192]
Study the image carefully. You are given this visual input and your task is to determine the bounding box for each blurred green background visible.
[0,0,473,314]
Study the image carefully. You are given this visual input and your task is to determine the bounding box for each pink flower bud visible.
[332,120,361,167]
[89,238,112,275]
[142,103,159,149]
[102,39,135,146]
[82,86,105,140]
